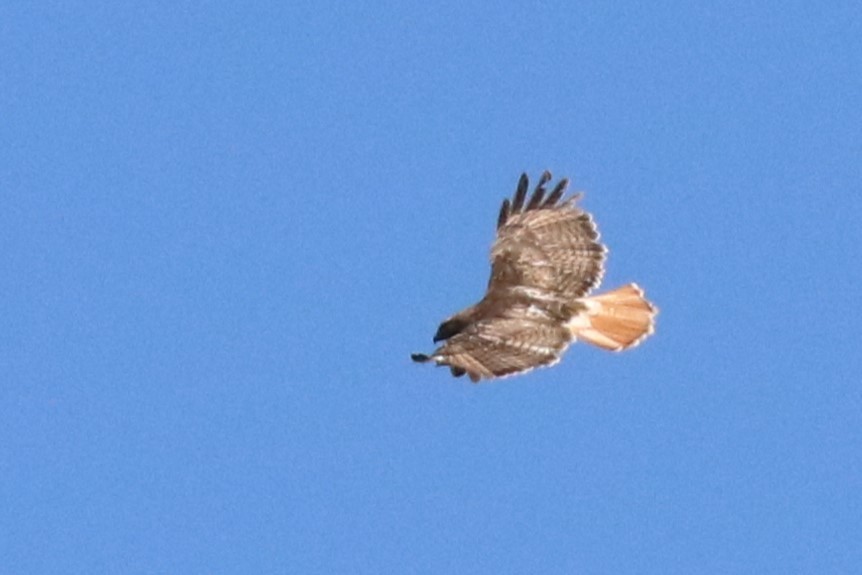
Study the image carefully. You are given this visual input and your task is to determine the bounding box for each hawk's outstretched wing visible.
[412,318,571,382]
[489,171,606,300]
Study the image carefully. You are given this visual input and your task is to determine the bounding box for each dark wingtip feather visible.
[526,170,552,210]
[503,172,574,223]
[497,198,511,229]
[543,178,569,207]
[526,189,545,211]
[411,353,431,363]
[511,173,529,213]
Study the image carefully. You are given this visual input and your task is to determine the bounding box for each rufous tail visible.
[568,284,657,351]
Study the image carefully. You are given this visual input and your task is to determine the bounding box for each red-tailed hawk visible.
[412,171,657,383]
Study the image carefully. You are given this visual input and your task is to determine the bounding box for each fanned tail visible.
[568,284,657,351]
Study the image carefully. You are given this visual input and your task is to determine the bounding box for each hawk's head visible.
[433,317,470,343]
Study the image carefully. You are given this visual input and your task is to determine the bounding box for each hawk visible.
[412,171,657,383]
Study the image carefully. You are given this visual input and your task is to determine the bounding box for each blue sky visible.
[2,2,861,573]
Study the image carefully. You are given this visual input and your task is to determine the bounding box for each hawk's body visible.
[412,172,657,382]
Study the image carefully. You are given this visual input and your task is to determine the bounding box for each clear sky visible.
[2,2,861,573]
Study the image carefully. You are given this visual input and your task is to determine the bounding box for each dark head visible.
[433,317,470,343]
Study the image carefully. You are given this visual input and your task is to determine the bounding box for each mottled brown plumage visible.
[412,172,657,383]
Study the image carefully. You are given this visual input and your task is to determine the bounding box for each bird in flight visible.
[412,171,657,383]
